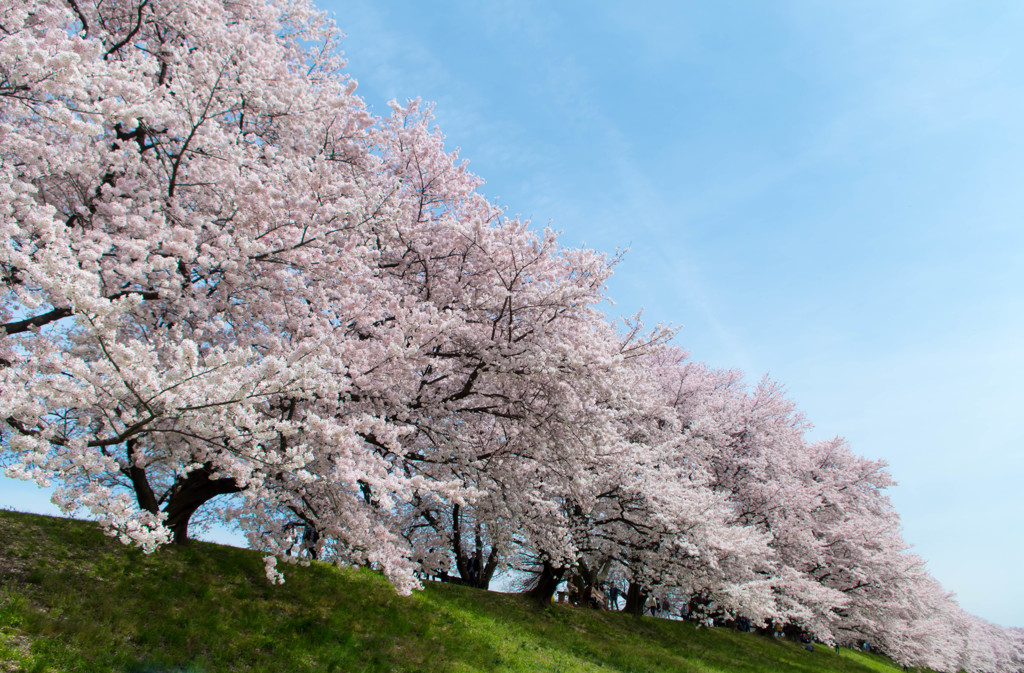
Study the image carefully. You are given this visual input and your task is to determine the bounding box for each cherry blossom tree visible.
[575,347,777,619]
[1,0,465,590]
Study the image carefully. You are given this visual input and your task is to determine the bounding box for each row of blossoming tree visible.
[1,0,1021,670]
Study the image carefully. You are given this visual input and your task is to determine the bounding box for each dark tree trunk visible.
[624,580,647,616]
[162,465,242,545]
[121,439,243,547]
[124,439,160,515]
[301,523,320,560]
[480,545,499,589]
[451,505,500,589]
[577,558,597,587]
[526,560,565,605]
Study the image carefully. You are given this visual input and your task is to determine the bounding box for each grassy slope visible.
[0,510,925,673]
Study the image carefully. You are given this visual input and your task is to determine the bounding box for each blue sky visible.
[2,0,1021,627]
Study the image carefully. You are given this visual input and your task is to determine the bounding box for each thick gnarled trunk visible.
[124,448,242,546]
[526,561,565,605]
[163,467,242,545]
[624,581,647,616]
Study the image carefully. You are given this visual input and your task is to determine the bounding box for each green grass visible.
[0,510,929,673]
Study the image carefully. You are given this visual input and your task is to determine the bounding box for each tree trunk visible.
[124,439,160,515]
[162,465,242,545]
[624,580,647,616]
[451,506,500,589]
[526,560,565,605]
[480,545,499,589]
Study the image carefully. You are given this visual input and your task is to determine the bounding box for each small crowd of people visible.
[557,580,608,610]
